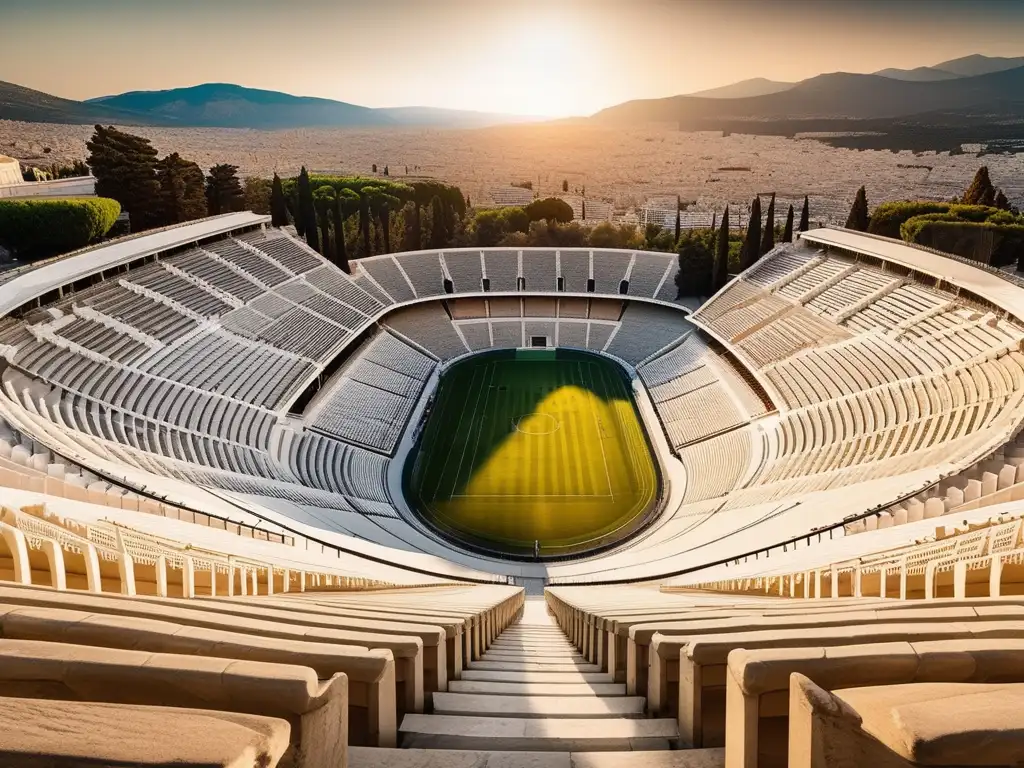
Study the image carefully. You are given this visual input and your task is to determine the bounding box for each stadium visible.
[4,211,1024,765]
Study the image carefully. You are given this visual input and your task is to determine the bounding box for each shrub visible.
[0,197,121,259]
[867,201,951,238]
[525,197,573,224]
[903,220,1024,268]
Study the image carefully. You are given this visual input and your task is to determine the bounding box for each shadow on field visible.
[409,347,632,501]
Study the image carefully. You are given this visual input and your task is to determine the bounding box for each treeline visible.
[278,171,467,272]
[845,167,1024,268]
[671,195,811,298]
[86,126,247,231]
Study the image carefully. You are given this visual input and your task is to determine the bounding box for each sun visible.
[477,18,594,117]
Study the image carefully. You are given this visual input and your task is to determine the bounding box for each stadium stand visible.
[7,213,1024,763]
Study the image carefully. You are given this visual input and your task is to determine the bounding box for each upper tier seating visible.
[605,303,693,364]
[307,332,435,454]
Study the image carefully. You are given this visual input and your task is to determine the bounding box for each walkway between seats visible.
[356,597,724,765]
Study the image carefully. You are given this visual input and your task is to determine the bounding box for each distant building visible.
[0,155,97,200]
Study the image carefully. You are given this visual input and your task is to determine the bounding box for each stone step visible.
[462,670,615,684]
[482,652,586,663]
[491,638,575,647]
[448,680,628,696]
[399,715,680,751]
[432,693,646,718]
[499,630,565,638]
[470,661,602,673]
[351,747,725,768]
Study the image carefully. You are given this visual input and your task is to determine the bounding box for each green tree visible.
[525,197,573,223]
[589,221,642,249]
[739,196,762,271]
[782,204,794,243]
[363,186,401,253]
[156,161,185,227]
[562,179,569,193]
[429,195,446,249]
[799,195,810,232]
[297,167,318,251]
[86,125,161,231]
[962,166,997,206]
[156,154,206,225]
[714,206,730,291]
[205,164,244,216]
[760,193,776,255]
[270,173,289,227]
[313,186,335,259]
[674,230,715,298]
[845,186,869,232]
[995,189,1011,212]
[243,176,272,215]
[332,188,360,271]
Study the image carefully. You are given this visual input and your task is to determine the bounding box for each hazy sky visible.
[4,0,1023,116]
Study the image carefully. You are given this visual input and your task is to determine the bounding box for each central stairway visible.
[350,597,723,766]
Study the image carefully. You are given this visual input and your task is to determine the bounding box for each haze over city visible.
[4,0,1024,116]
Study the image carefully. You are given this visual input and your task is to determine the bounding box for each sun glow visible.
[463,15,599,117]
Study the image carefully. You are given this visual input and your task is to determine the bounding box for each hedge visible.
[867,201,951,239]
[903,219,1024,268]
[868,202,1005,239]
[0,197,121,259]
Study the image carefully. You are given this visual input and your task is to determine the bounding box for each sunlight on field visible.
[408,351,658,554]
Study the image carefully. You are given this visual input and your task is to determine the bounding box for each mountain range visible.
[595,63,1024,126]
[0,81,543,130]
[0,53,1022,132]
[676,53,1024,99]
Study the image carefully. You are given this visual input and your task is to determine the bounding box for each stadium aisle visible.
[386,598,722,761]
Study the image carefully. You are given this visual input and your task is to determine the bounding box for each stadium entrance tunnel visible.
[404,348,662,559]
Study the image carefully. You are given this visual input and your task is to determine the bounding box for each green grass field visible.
[407,349,659,555]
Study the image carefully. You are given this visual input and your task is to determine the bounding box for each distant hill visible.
[0,80,171,125]
[86,83,392,129]
[933,53,1024,77]
[873,66,959,82]
[592,65,1024,125]
[685,78,794,99]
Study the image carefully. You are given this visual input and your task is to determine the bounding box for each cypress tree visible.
[759,193,775,256]
[581,198,587,221]
[359,191,371,256]
[674,195,681,244]
[714,206,730,291]
[995,189,1011,211]
[674,231,714,298]
[782,204,794,243]
[313,188,333,258]
[86,125,162,231]
[799,195,810,232]
[205,164,245,216]
[962,166,996,206]
[270,173,289,227]
[739,196,761,271]
[297,168,318,251]
[429,196,446,249]
[845,186,869,231]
